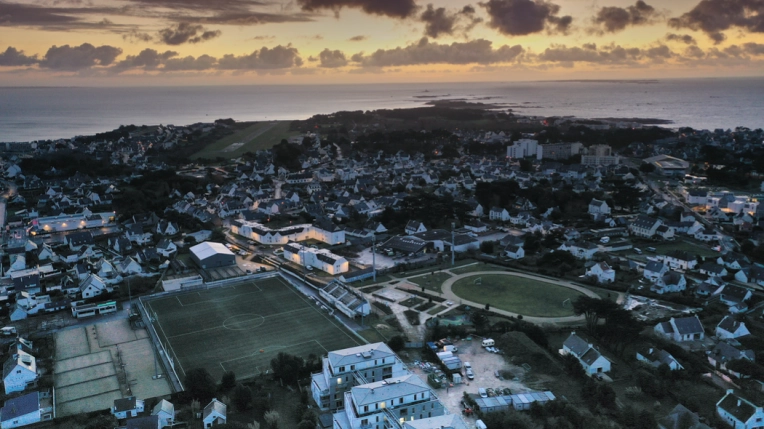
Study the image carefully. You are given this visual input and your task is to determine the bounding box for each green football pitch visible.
[144,276,363,382]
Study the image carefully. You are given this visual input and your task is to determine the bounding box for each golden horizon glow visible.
[0,0,762,85]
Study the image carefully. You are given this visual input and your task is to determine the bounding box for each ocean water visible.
[1,78,763,142]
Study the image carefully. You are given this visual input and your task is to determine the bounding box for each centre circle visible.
[223,314,265,330]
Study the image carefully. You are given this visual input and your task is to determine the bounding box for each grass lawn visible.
[399,297,424,308]
[408,272,452,292]
[145,276,362,382]
[648,239,719,258]
[353,275,393,286]
[427,305,446,315]
[450,263,504,275]
[451,274,585,317]
[192,121,298,159]
[357,328,388,343]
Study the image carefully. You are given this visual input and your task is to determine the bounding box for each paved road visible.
[439,271,599,325]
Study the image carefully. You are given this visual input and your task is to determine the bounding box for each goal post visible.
[474,277,482,285]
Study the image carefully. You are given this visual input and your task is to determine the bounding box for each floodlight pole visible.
[372,234,376,282]
[451,222,455,266]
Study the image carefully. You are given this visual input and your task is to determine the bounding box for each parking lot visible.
[407,338,543,424]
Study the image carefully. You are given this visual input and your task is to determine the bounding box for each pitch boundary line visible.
[165,306,316,339]
[276,276,363,347]
[218,339,328,376]
[148,301,186,378]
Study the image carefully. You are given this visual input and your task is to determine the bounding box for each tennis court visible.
[145,276,363,382]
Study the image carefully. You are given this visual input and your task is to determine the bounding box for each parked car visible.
[478,388,488,398]
[466,368,474,380]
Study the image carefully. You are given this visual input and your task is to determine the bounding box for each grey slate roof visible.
[0,392,39,423]
[672,316,703,335]
[328,343,396,369]
[351,374,429,406]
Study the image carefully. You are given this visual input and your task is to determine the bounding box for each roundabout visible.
[441,271,600,324]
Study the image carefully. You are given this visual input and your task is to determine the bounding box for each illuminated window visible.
[337,378,342,385]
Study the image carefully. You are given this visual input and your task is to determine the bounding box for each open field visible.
[646,239,719,258]
[193,121,298,159]
[145,276,362,382]
[408,272,452,292]
[450,263,504,275]
[451,274,585,317]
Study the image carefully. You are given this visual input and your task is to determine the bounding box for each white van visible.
[476,419,488,429]
[481,339,495,347]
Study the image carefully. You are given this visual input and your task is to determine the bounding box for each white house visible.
[717,389,764,429]
[152,399,175,428]
[156,239,177,258]
[561,332,611,375]
[588,199,611,218]
[643,261,668,283]
[629,215,662,238]
[112,396,145,419]
[156,220,179,236]
[658,250,698,271]
[651,272,687,294]
[0,391,51,429]
[2,350,38,394]
[79,274,109,299]
[636,347,683,371]
[558,241,599,260]
[504,245,525,260]
[716,316,750,339]
[654,315,704,342]
[489,207,510,222]
[586,261,615,283]
[405,220,427,235]
[203,398,227,428]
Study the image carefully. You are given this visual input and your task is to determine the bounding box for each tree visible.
[561,353,585,379]
[387,335,406,353]
[231,384,253,411]
[639,163,656,173]
[270,353,305,385]
[480,241,495,254]
[264,410,281,429]
[220,371,237,392]
[185,368,217,403]
[572,296,619,333]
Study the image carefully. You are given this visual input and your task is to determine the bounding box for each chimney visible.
[371,389,374,394]
[649,348,654,354]
[738,399,742,407]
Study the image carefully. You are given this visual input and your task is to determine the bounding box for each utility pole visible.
[372,234,376,282]
[451,222,455,266]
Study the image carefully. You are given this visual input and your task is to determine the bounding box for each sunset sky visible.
[1,0,763,85]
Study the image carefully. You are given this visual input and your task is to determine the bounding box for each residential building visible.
[311,343,406,412]
[112,396,145,419]
[506,139,540,159]
[561,332,611,375]
[717,390,764,429]
[404,221,427,235]
[654,316,704,342]
[558,241,598,260]
[708,343,755,376]
[581,145,619,166]
[658,250,698,271]
[636,347,683,371]
[2,350,38,394]
[203,399,227,428]
[283,243,349,275]
[586,262,615,283]
[644,262,668,283]
[629,215,662,238]
[152,399,175,428]
[539,142,583,160]
[588,199,611,218]
[716,316,750,339]
[0,392,52,429]
[504,245,525,260]
[230,219,345,245]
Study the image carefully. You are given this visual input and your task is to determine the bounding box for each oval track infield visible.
[450,273,587,317]
[223,314,265,330]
